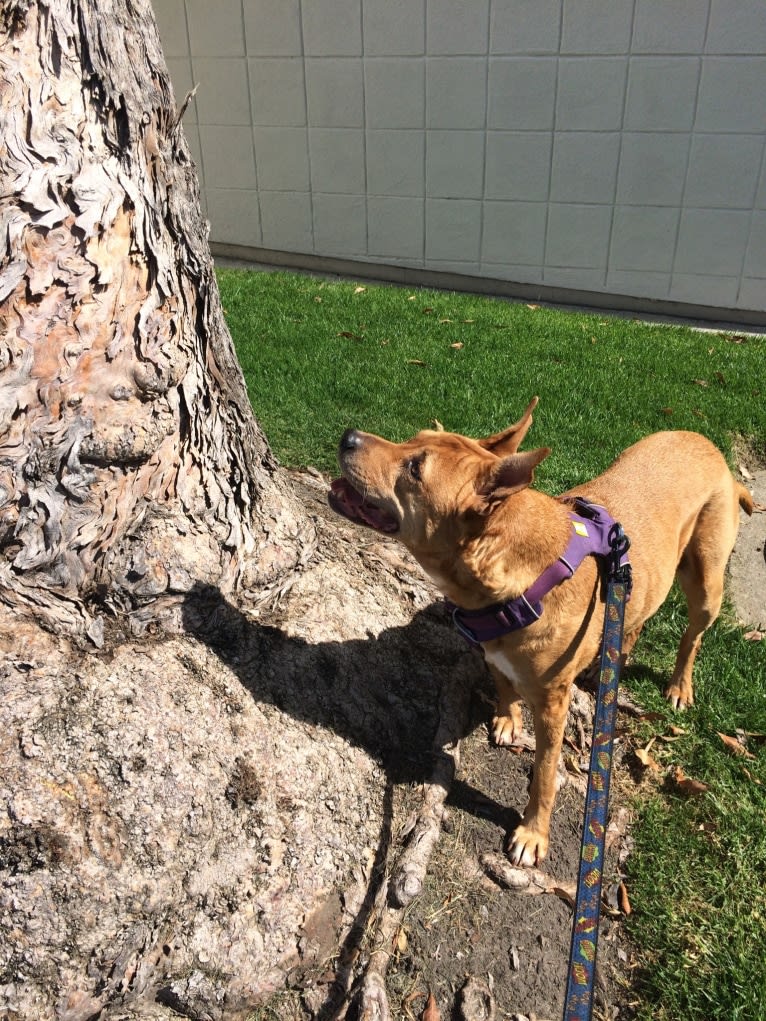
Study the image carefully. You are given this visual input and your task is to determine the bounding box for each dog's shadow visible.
[180,584,517,1015]
[181,583,493,787]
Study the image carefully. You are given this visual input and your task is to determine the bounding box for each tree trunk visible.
[0,5,485,1020]
[0,0,312,641]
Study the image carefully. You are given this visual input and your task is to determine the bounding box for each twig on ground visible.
[356,654,476,1018]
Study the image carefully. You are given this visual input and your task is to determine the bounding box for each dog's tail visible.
[738,483,754,516]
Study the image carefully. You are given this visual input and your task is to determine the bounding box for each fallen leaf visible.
[526,303,539,309]
[668,724,687,736]
[422,992,440,1021]
[395,926,408,954]
[406,359,427,366]
[552,885,576,909]
[354,285,366,293]
[693,378,709,387]
[462,318,475,323]
[715,371,726,384]
[337,331,364,340]
[661,407,674,415]
[738,463,754,480]
[422,306,434,314]
[438,317,454,323]
[450,342,464,349]
[430,418,444,431]
[691,408,706,419]
[314,295,323,303]
[618,880,632,916]
[635,738,660,771]
[673,766,709,797]
[741,767,762,786]
[717,732,756,759]
[744,630,764,641]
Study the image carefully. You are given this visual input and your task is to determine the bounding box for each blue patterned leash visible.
[563,524,632,1021]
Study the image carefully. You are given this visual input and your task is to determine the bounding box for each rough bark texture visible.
[0,472,477,1020]
[0,0,311,638]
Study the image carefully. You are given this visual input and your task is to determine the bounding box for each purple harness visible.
[450,498,631,646]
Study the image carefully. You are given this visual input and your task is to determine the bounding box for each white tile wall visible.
[153,0,766,313]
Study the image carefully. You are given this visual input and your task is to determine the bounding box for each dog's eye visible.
[405,455,424,481]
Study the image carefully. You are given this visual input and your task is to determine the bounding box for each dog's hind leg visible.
[487,662,525,747]
[665,493,740,709]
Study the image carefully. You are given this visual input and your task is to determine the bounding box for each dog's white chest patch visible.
[483,648,524,687]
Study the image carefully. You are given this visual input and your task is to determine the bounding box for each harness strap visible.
[450,498,631,645]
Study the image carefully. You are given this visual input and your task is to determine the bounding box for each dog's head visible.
[329,398,549,556]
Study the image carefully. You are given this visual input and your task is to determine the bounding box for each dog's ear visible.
[478,397,539,456]
[473,446,550,510]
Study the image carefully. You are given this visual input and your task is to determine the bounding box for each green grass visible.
[218,267,766,1021]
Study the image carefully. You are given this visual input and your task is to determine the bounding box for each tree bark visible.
[0,6,483,1020]
[0,0,312,640]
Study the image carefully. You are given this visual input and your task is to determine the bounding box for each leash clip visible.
[607,522,633,594]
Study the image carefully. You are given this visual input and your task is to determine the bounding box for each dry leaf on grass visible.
[673,766,709,796]
[354,286,366,293]
[406,359,427,366]
[743,630,764,641]
[635,738,661,771]
[717,732,756,760]
[618,880,632,916]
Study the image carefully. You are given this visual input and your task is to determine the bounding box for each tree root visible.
[355,654,477,1020]
[480,852,576,906]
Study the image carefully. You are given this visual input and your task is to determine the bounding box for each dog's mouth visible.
[328,478,399,533]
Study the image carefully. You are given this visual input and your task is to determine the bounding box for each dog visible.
[329,398,753,867]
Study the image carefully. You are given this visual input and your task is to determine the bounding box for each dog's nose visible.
[339,428,363,453]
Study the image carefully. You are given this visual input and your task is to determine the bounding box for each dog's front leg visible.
[507,682,571,867]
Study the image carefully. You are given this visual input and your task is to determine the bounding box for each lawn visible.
[218,267,766,1021]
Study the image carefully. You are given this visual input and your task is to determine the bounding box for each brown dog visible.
[329,399,753,867]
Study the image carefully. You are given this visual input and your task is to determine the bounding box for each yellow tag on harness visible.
[573,521,589,537]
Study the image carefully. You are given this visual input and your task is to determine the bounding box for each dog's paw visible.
[664,682,694,710]
[491,712,523,747]
[507,824,549,868]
